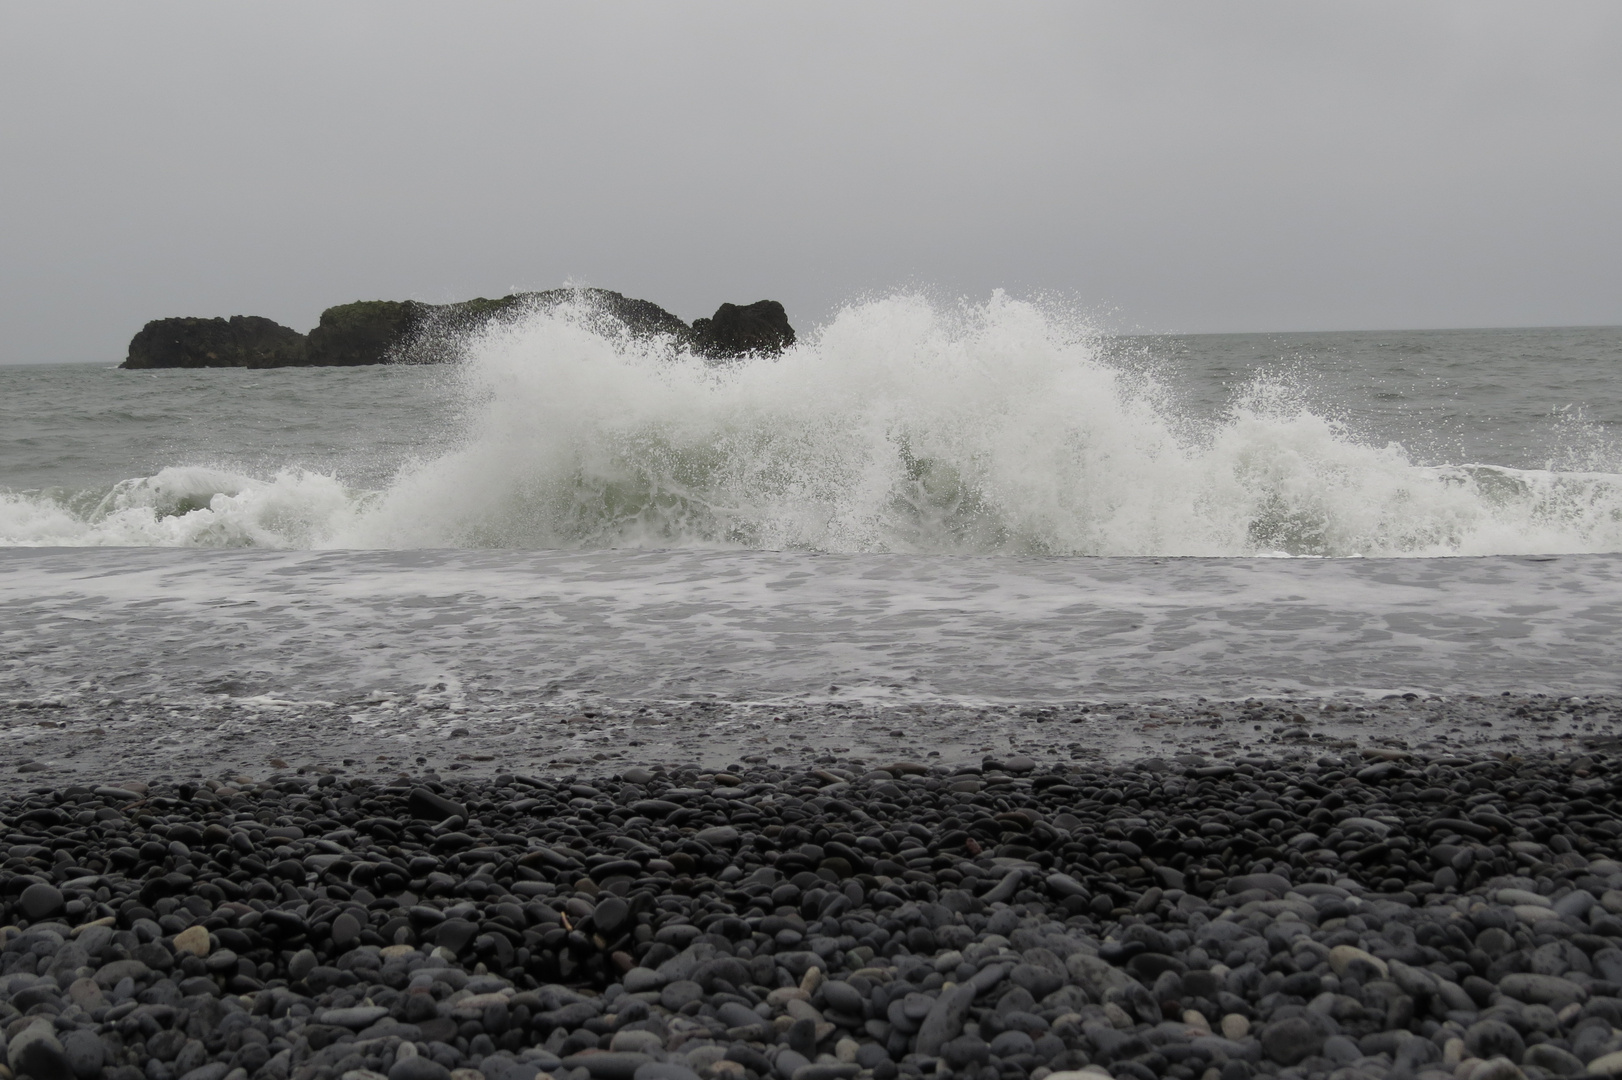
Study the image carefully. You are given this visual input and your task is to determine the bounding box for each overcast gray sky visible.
[2,2,1620,364]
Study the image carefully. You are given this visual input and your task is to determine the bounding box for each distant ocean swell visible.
[4,293,1621,556]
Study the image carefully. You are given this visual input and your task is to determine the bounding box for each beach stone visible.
[634,1066,699,1080]
[941,1035,990,1069]
[331,912,363,948]
[1221,1014,1250,1040]
[661,979,703,1011]
[288,948,318,980]
[989,1031,1035,1057]
[790,1067,857,1080]
[408,787,467,822]
[561,1053,652,1080]
[179,1065,228,1080]
[173,925,210,956]
[67,976,106,1010]
[1328,944,1388,979]
[322,1005,391,1029]
[20,882,65,921]
[61,1028,105,1080]
[1259,1017,1324,1066]
[1588,1051,1622,1075]
[623,966,664,993]
[1523,1043,1583,1075]
[1473,1060,1526,1080]
[390,1059,453,1080]
[785,1017,817,1056]
[1010,962,1064,999]
[594,897,630,935]
[435,918,479,955]
[1499,973,1587,1005]
[771,1051,809,1080]
[93,959,148,987]
[821,980,862,1015]
[610,1031,664,1055]
[10,1019,74,1080]
[1466,1019,1526,1063]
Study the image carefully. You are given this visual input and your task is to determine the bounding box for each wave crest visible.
[5,292,1621,555]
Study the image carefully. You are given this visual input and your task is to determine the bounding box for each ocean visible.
[3,294,1620,708]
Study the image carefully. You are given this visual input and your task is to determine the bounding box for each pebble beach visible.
[3,699,1622,1080]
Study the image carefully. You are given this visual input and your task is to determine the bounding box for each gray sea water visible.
[2,296,1620,704]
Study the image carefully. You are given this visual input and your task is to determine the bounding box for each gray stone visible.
[1009,963,1064,1000]
[715,1003,761,1030]
[560,1053,653,1080]
[76,925,114,959]
[179,1065,229,1080]
[1498,973,1587,1006]
[287,949,318,981]
[940,1036,990,1069]
[622,967,664,993]
[10,1019,75,1080]
[1322,1035,1360,1065]
[771,1051,809,1080]
[1044,873,1088,899]
[480,1059,541,1080]
[61,1028,105,1080]
[786,1017,816,1057]
[821,980,863,1015]
[633,1066,700,1080]
[594,897,630,935]
[1472,1059,1526,1080]
[853,1045,889,1070]
[320,1006,391,1029]
[330,913,363,949]
[174,1040,208,1076]
[694,826,739,846]
[610,1032,665,1056]
[19,882,65,921]
[915,983,975,1057]
[660,980,703,1011]
[1555,891,1597,920]
[434,919,478,955]
[790,1068,857,1080]
[1524,1043,1584,1076]
[1259,1017,1325,1067]
[988,1031,1034,1057]
[389,1059,452,1080]
[1466,1019,1526,1064]
[66,977,105,1011]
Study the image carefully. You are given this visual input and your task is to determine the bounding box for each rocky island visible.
[120,291,795,369]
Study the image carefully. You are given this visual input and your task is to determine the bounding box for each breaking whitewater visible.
[4,293,1621,556]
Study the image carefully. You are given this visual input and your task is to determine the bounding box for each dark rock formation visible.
[121,290,792,369]
[689,300,796,359]
[123,315,306,369]
[302,300,424,367]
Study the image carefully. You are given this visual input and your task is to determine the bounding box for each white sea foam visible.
[4,292,1621,554]
[4,547,1619,704]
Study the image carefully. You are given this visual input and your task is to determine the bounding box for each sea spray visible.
[3,291,1621,555]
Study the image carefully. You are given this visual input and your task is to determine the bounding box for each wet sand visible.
[6,691,1618,797]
